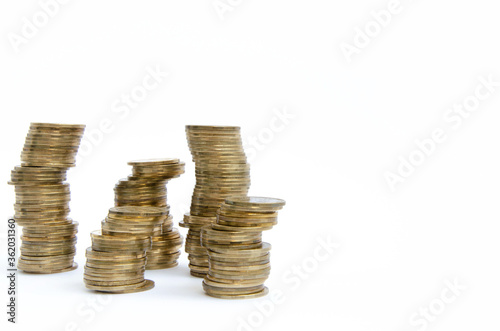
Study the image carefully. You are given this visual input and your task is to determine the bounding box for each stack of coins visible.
[179,214,218,277]
[115,159,184,209]
[183,125,251,277]
[147,227,183,269]
[102,206,167,235]
[84,206,166,293]
[19,123,84,168]
[8,123,85,273]
[201,197,285,299]
[84,239,154,294]
[114,159,184,269]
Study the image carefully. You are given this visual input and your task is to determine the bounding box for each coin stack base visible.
[84,207,167,294]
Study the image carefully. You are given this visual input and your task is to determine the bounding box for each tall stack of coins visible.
[84,206,166,293]
[114,159,184,269]
[201,197,285,299]
[182,125,251,277]
[8,123,85,273]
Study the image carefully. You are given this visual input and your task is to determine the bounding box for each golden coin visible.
[127,158,180,166]
[204,286,269,299]
[224,196,286,209]
[19,262,78,274]
[30,122,86,130]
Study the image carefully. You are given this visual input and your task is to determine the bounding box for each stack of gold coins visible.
[102,206,167,235]
[115,158,184,209]
[84,238,154,294]
[115,179,167,208]
[183,125,251,277]
[8,123,85,274]
[201,197,285,299]
[84,206,166,293]
[147,228,183,269]
[179,214,216,276]
[114,159,184,269]
[19,123,84,168]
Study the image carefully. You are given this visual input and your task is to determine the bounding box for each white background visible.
[1,0,500,330]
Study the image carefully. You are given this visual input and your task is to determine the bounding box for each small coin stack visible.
[201,197,285,299]
[114,159,184,269]
[84,206,167,293]
[182,125,251,277]
[8,123,85,273]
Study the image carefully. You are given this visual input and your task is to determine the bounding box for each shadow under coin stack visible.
[114,159,185,269]
[201,197,285,299]
[8,122,85,274]
[84,206,167,293]
[182,125,251,277]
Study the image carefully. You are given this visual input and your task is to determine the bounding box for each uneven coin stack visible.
[8,123,85,273]
[182,125,251,277]
[84,206,167,293]
[114,159,184,269]
[201,197,285,299]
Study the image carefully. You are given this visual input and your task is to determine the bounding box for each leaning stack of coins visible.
[183,125,251,277]
[114,159,185,269]
[84,206,166,293]
[8,122,85,273]
[201,197,285,299]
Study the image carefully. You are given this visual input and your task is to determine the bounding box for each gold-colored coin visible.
[204,286,269,299]
[127,158,180,166]
[86,279,155,293]
[224,196,286,209]
[30,122,86,130]
[19,262,78,274]
[108,206,167,217]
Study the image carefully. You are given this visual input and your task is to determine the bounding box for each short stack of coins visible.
[114,159,184,269]
[201,197,285,299]
[84,236,154,294]
[182,125,251,277]
[8,122,85,273]
[84,206,166,293]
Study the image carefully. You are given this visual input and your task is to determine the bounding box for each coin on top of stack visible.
[8,122,85,274]
[202,196,285,299]
[184,125,251,277]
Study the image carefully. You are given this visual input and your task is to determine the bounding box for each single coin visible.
[224,196,286,209]
[204,286,269,299]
